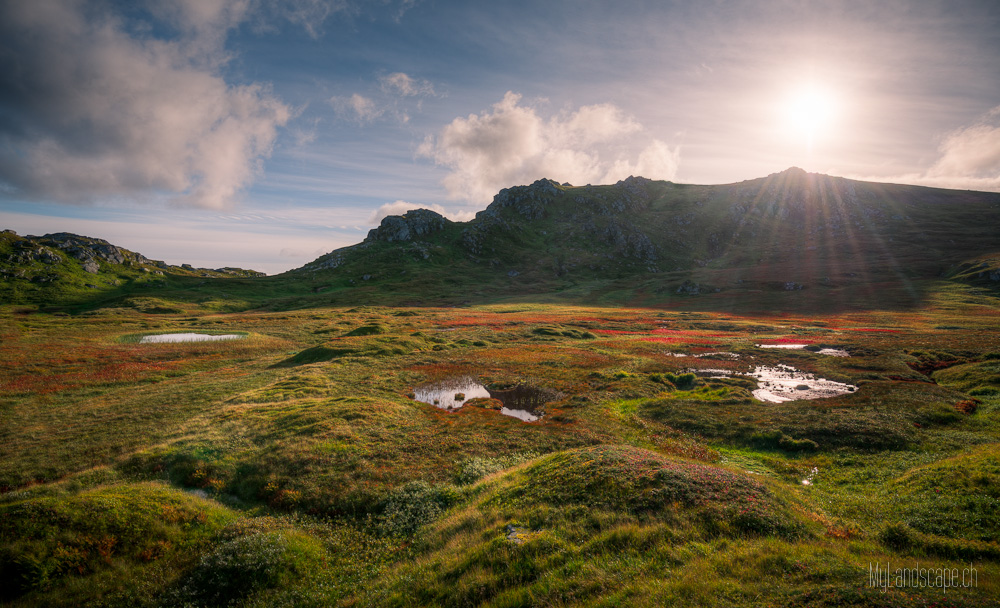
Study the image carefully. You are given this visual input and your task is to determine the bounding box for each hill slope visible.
[0,230,263,311]
[289,167,1000,310]
[4,168,1000,312]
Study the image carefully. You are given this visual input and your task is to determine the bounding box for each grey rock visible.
[367,208,449,243]
[82,260,100,274]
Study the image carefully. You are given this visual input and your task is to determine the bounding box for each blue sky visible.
[2,0,1000,273]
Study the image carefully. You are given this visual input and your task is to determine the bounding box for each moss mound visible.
[0,482,232,601]
[491,444,803,538]
[894,444,1000,542]
[344,323,389,336]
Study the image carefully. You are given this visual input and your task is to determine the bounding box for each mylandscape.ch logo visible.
[869,562,978,593]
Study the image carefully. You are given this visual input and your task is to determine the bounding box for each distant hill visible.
[290,168,1000,310]
[4,168,1000,312]
[0,230,264,310]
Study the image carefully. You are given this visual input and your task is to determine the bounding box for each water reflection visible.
[412,377,555,421]
[140,333,244,343]
[412,376,490,410]
[749,364,856,403]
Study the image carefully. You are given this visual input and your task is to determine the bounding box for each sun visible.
[781,83,838,148]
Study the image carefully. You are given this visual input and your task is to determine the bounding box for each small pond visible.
[412,377,554,422]
[412,376,491,410]
[139,333,245,344]
[749,364,856,403]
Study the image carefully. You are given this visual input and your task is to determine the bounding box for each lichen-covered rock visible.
[602,219,658,263]
[489,178,562,219]
[37,232,149,266]
[367,209,449,243]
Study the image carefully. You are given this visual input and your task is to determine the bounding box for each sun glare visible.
[781,83,838,148]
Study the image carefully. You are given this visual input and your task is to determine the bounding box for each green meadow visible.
[2,286,999,606]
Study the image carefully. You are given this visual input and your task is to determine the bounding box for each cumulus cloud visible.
[0,0,291,209]
[861,106,1000,192]
[418,92,679,203]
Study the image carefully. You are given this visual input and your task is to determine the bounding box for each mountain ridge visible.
[288,168,1000,310]
[3,168,1000,312]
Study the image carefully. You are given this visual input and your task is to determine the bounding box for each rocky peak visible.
[366,208,450,243]
[485,178,563,220]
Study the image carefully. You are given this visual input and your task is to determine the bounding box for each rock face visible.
[36,232,151,268]
[367,209,449,243]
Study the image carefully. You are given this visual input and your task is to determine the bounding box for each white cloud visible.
[857,106,1000,192]
[330,94,384,123]
[418,92,680,203]
[379,72,435,97]
[929,107,1000,180]
[269,0,351,38]
[366,199,474,224]
[0,0,291,210]
[332,72,435,126]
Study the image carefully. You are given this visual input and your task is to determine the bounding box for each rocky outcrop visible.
[36,232,151,268]
[488,178,562,220]
[601,219,658,265]
[459,179,564,255]
[1,231,265,280]
[366,209,449,243]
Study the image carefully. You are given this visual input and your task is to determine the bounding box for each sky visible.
[2,0,999,274]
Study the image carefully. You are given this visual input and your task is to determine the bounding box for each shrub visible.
[778,435,820,452]
[661,372,696,390]
[879,523,914,550]
[532,326,596,339]
[750,430,818,452]
[454,453,539,485]
[379,481,462,537]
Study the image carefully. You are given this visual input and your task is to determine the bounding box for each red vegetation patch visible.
[651,329,731,338]
[955,399,980,415]
[906,360,961,375]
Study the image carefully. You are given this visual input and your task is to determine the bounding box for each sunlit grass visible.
[2,292,1000,605]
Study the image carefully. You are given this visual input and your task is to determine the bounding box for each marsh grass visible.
[3,295,1000,605]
